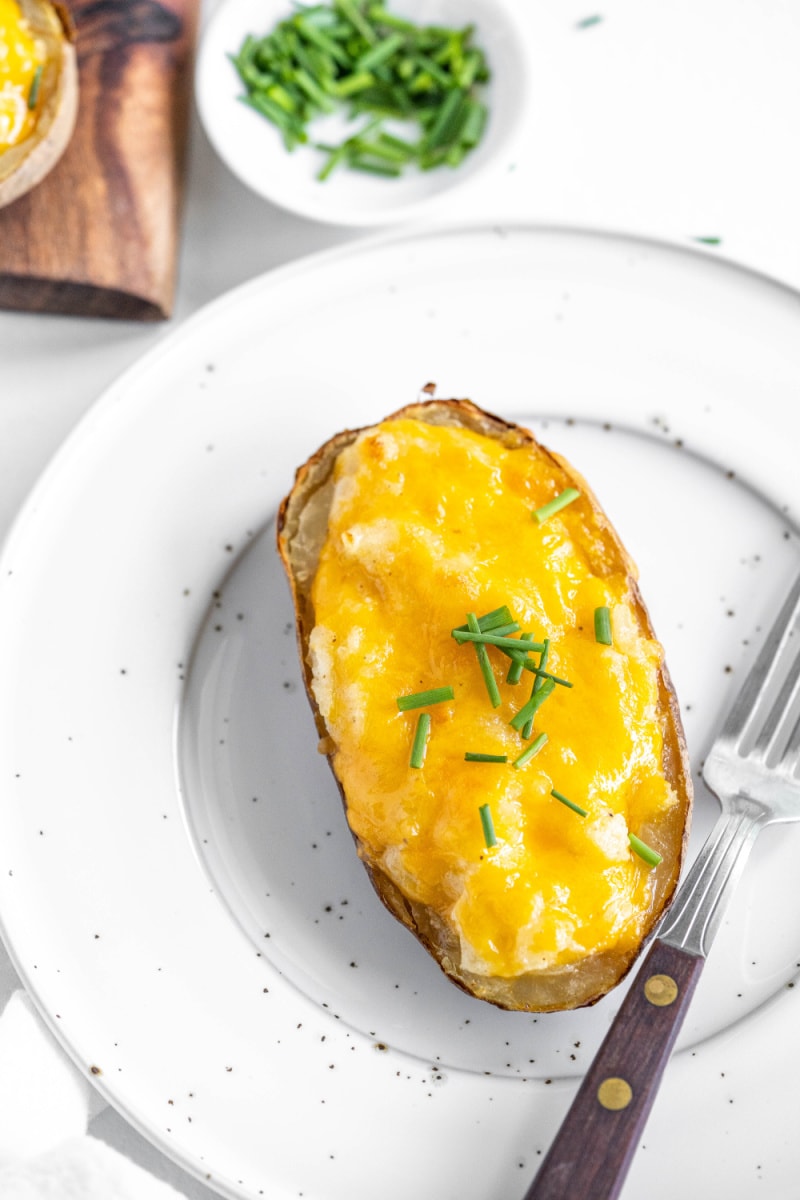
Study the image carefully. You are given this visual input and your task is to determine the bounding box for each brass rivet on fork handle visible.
[644,973,679,1006]
[597,1077,633,1111]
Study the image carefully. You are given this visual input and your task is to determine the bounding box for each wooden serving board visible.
[0,0,199,320]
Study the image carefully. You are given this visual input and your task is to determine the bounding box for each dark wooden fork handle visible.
[524,938,705,1200]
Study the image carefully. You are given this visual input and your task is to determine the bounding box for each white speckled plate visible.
[1,225,799,1200]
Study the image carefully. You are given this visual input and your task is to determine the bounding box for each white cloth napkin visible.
[0,990,188,1199]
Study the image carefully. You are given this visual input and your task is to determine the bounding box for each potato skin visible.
[277,398,693,1011]
[0,1,78,209]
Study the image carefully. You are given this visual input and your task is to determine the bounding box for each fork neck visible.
[658,797,766,959]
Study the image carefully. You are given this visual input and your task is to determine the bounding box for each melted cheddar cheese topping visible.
[309,418,676,979]
[0,0,45,150]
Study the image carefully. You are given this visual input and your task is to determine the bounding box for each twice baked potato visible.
[277,398,692,1012]
[0,0,78,208]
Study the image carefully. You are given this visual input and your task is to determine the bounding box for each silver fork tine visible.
[751,640,800,763]
[718,572,800,751]
[777,704,800,777]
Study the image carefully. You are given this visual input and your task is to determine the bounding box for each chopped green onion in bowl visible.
[195,0,528,227]
[231,1,491,182]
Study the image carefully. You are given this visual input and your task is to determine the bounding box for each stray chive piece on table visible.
[231,0,491,180]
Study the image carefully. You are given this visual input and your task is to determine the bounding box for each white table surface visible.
[1,1,799,1195]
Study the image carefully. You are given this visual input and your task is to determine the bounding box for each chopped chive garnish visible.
[335,0,378,44]
[350,136,412,165]
[550,788,588,817]
[366,5,416,32]
[232,3,491,180]
[465,752,508,763]
[532,487,580,524]
[396,685,454,711]
[467,611,501,708]
[421,85,466,152]
[479,802,497,848]
[294,68,337,111]
[506,631,532,684]
[534,638,550,687]
[488,622,521,638]
[27,64,42,110]
[329,70,376,97]
[460,99,487,146]
[409,712,431,768]
[452,630,546,654]
[515,659,573,687]
[316,141,350,180]
[356,31,406,71]
[295,17,351,65]
[242,92,307,150]
[454,606,514,633]
[479,606,515,629]
[510,677,555,731]
[524,637,550,737]
[629,833,662,867]
[512,731,548,769]
[594,605,613,646]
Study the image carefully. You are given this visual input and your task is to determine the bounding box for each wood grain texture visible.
[0,0,198,320]
[524,938,705,1200]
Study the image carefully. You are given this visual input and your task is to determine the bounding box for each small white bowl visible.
[195,0,528,227]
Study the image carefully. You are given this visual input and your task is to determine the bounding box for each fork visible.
[525,571,800,1200]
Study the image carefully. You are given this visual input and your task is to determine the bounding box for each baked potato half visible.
[277,398,692,1012]
[0,0,78,209]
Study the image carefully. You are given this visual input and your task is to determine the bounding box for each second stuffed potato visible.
[0,0,78,208]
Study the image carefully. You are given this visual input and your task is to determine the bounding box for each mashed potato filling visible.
[309,418,676,979]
